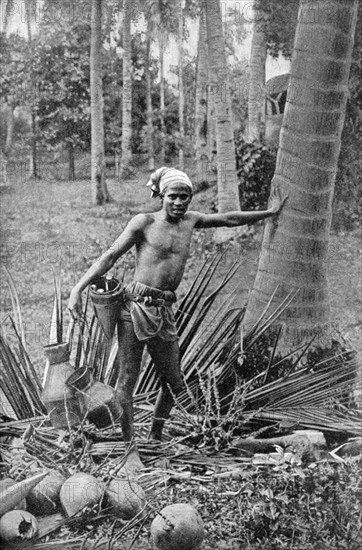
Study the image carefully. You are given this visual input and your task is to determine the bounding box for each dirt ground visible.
[0,165,361,383]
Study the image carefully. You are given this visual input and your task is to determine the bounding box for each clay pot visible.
[42,343,82,429]
[66,367,122,429]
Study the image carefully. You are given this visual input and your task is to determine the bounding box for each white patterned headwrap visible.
[146,167,193,198]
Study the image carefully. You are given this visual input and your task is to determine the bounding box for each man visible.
[68,167,287,472]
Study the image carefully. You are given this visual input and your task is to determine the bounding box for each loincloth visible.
[119,281,178,342]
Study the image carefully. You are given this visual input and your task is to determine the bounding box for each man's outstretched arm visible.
[68,214,144,318]
[194,186,288,228]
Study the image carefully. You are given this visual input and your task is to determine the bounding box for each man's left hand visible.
[268,184,288,216]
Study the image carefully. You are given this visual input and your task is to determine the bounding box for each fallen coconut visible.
[0,510,38,542]
[150,503,205,550]
[27,470,66,515]
[0,478,27,510]
[106,478,146,520]
[60,473,104,517]
[0,472,47,516]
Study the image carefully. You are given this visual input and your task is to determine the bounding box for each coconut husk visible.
[0,478,27,510]
[150,503,205,550]
[0,509,39,542]
[0,471,47,516]
[106,478,146,520]
[59,473,104,517]
[27,470,66,516]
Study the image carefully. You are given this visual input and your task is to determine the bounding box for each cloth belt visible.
[124,292,177,307]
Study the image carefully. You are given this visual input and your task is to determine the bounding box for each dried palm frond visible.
[0,322,45,420]
[2,266,26,345]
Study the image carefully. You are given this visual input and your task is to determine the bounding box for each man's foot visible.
[148,431,163,442]
[148,418,165,441]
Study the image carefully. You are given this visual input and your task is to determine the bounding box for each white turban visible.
[146,167,193,198]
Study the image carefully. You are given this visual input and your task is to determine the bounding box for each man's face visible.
[162,182,192,220]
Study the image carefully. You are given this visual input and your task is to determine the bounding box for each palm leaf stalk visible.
[0,328,45,419]
[2,266,26,345]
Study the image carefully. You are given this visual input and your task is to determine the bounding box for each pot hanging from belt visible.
[89,275,124,339]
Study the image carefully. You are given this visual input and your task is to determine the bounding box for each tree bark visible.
[68,143,75,181]
[205,0,240,241]
[90,0,110,204]
[1,104,15,184]
[25,3,39,179]
[195,8,209,184]
[243,0,359,352]
[5,104,15,156]
[121,0,133,177]
[159,31,166,165]
[248,3,267,142]
[207,80,216,164]
[145,33,155,172]
[178,0,185,170]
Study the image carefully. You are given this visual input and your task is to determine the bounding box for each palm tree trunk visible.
[248,3,266,142]
[243,0,359,352]
[159,32,166,165]
[145,33,155,172]
[90,0,110,204]
[207,80,216,163]
[25,3,39,179]
[1,104,15,184]
[121,0,133,177]
[178,0,184,170]
[195,8,209,184]
[68,143,75,181]
[5,104,15,155]
[205,0,239,240]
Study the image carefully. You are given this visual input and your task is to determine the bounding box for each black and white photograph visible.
[0,0,361,548]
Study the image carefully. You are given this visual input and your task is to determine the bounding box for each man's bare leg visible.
[147,338,184,441]
[115,318,145,473]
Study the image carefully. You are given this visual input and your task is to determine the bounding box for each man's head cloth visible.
[146,167,193,198]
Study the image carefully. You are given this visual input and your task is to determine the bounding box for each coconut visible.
[106,478,146,520]
[0,510,38,542]
[150,503,205,550]
[26,470,66,515]
[0,478,27,511]
[59,473,104,517]
[0,472,47,516]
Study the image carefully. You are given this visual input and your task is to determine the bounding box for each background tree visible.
[145,21,155,171]
[90,0,110,204]
[248,0,299,142]
[0,33,30,183]
[120,0,133,177]
[24,0,39,179]
[177,0,185,170]
[205,0,239,241]
[243,0,359,353]
[195,7,209,184]
[33,21,91,181]
[247,1,266,142]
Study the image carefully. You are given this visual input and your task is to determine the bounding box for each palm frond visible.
[2,265,26,345]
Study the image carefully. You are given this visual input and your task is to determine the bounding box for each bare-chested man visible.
[68,167,287,472]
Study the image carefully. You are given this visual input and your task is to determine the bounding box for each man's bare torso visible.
[133,211,198,291]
